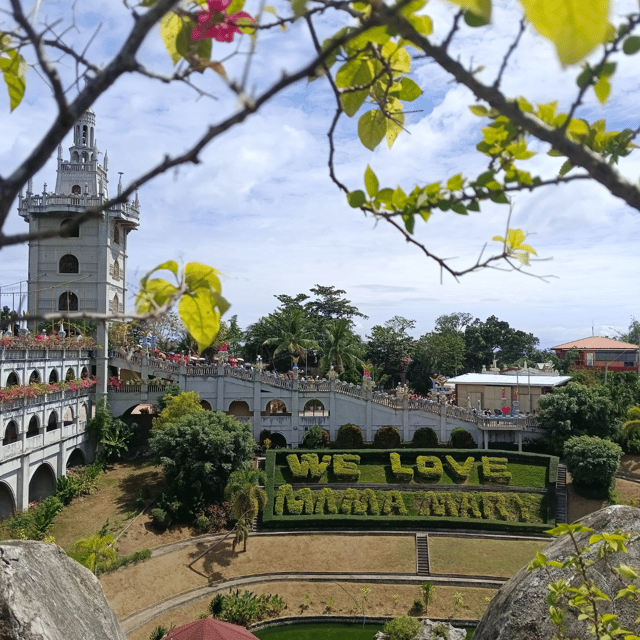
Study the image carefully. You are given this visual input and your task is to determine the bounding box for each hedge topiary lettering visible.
[314,487,338,514]
[382,490,407,515]
[333,454,361,481]
[390,452,414,482]
[445,456,475,482]
[481,456,512,484]
[416,456,443,482]
[286,453,331,480]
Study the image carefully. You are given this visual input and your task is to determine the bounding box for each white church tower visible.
[18,109,140,321]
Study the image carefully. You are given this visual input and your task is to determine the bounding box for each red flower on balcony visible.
[192,0,253,43]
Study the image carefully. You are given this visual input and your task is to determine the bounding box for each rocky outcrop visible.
[0,540,126,640]
[474,505,640,640]
[375,619,466,640]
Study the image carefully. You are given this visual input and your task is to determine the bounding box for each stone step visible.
[416,533,430,576]
[556,464,568,524]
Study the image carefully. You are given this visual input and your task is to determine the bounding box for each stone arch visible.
[29,369,41,384]
[71,151,79,163]
[46,411,58,432]
[59,254,79,273]
[26,415,39,437]
[65,367,75,381]
[81,367,89,379]
[303,398,325,414]
[0,482,16,521]
[81,151,88,163]
[58,291,78,311]
[29,463,56,503]
[265,399,288,415]
[49,369,59,384]
[200,400,212,411]
[228,400,251,417]
[269,432,287,448]
[66,448,86,469]
[3,420,18,445]
[6,371,19,386]
[112,293,119,314]
[78,403,88,422]
[113,259,120,280]
[62,406,74,426]
[61,218,80,237]
[71,184,81,194]
[113,224,120,244]
[82,124,88,145]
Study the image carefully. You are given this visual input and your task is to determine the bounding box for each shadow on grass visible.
[189,537,236,582]
[113,459,165,516]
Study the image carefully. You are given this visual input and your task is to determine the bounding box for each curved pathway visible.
[117,529,548,635]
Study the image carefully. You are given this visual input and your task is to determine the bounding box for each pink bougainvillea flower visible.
[192,0,253,43]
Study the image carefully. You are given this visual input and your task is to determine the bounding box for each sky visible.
[1,0,639,352]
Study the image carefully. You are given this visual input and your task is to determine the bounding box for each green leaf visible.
[490,191,509,204]
[469,105,489,117]
[358,109,387,150]
[386,111,404,148]
[402,213,415,234]
[160,12,184,65]
[347,190,366,208]
[392,187,407,208]
[464,9,491,27]
[139,260,179,290]
[518,0,610,66]
[516,96,533,112]
[179,289,222,351]
[135,279,179,314]
[337,57,374,117]
[451,202,467,214]
[290,0,307,18]
[184,262,222,296]
[0,46,26,111]
[227,0,245,14]
[447,174,464,191]
[381,42,411,73]
[375,188,395,207]
[467,200,480,212]
[396,77,422,101]
[447,0,491,21]
[341,90,368,118]
[398,0,427,16]
[594,74,611,104]
[623,35,640,55]
[559,160,573,176]
[364,165,379,197]
[567,118,589,136]
[407,14,434,35]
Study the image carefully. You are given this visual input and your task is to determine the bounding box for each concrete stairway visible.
[416,533,430,575]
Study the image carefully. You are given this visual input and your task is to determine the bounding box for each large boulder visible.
[0,540,126,640]
[474,505,640,640]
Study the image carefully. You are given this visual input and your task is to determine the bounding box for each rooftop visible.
[446,373,572,387]
[552,336,638,351]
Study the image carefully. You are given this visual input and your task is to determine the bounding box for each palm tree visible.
[224,464,267,522]
[71,532,117,574]
[262,308,318,369]
[319,318,364,376]
[232,516,250,553]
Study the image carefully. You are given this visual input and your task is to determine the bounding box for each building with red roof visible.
[551,336,639,374]
[163,617,259,640]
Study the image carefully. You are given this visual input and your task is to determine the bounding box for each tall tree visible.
[408,331,466,393]
[319,318,365,379]
[262,307,319,370]
[464,316,540,371]
[365,316,416,387]
[434,312,473,335]
[306,285,368,323]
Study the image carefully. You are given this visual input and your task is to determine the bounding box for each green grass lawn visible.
[274,458,549,489]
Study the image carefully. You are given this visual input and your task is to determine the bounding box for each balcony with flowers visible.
[0,377,97,408]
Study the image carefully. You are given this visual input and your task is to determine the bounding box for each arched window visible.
[71,151,79,162]
[65,368,75,381]
[6,372,19,387]
[59,254,79,274]
[61,219,80,238]
[27,416,39,437]
[29,370,40,384]
[58,292,78,311]
[113,224,120,244]
[3,421,18,446]
[71,184,81,194]
[47,412,58,432]
[82,125,88,145]
[112,294,119,314]
[113,260,120,280]
[49,369,59,384]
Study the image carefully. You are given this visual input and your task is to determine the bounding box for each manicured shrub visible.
[416,456,443,482]
[150,508,171,530]
[481,456,512,484]
[333,454,361,481]
[301,424,330,449]
[287,453,331,480]
[445,455,474,482]
[373,425,401,449]
[390,452,414,482]
[383,615,421,640]
[412,427,438,448]
[195,514,211,532]
[203,502,233,532]
[563,435,622,496]
[335,423,364,449]
[449,427,476,449]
